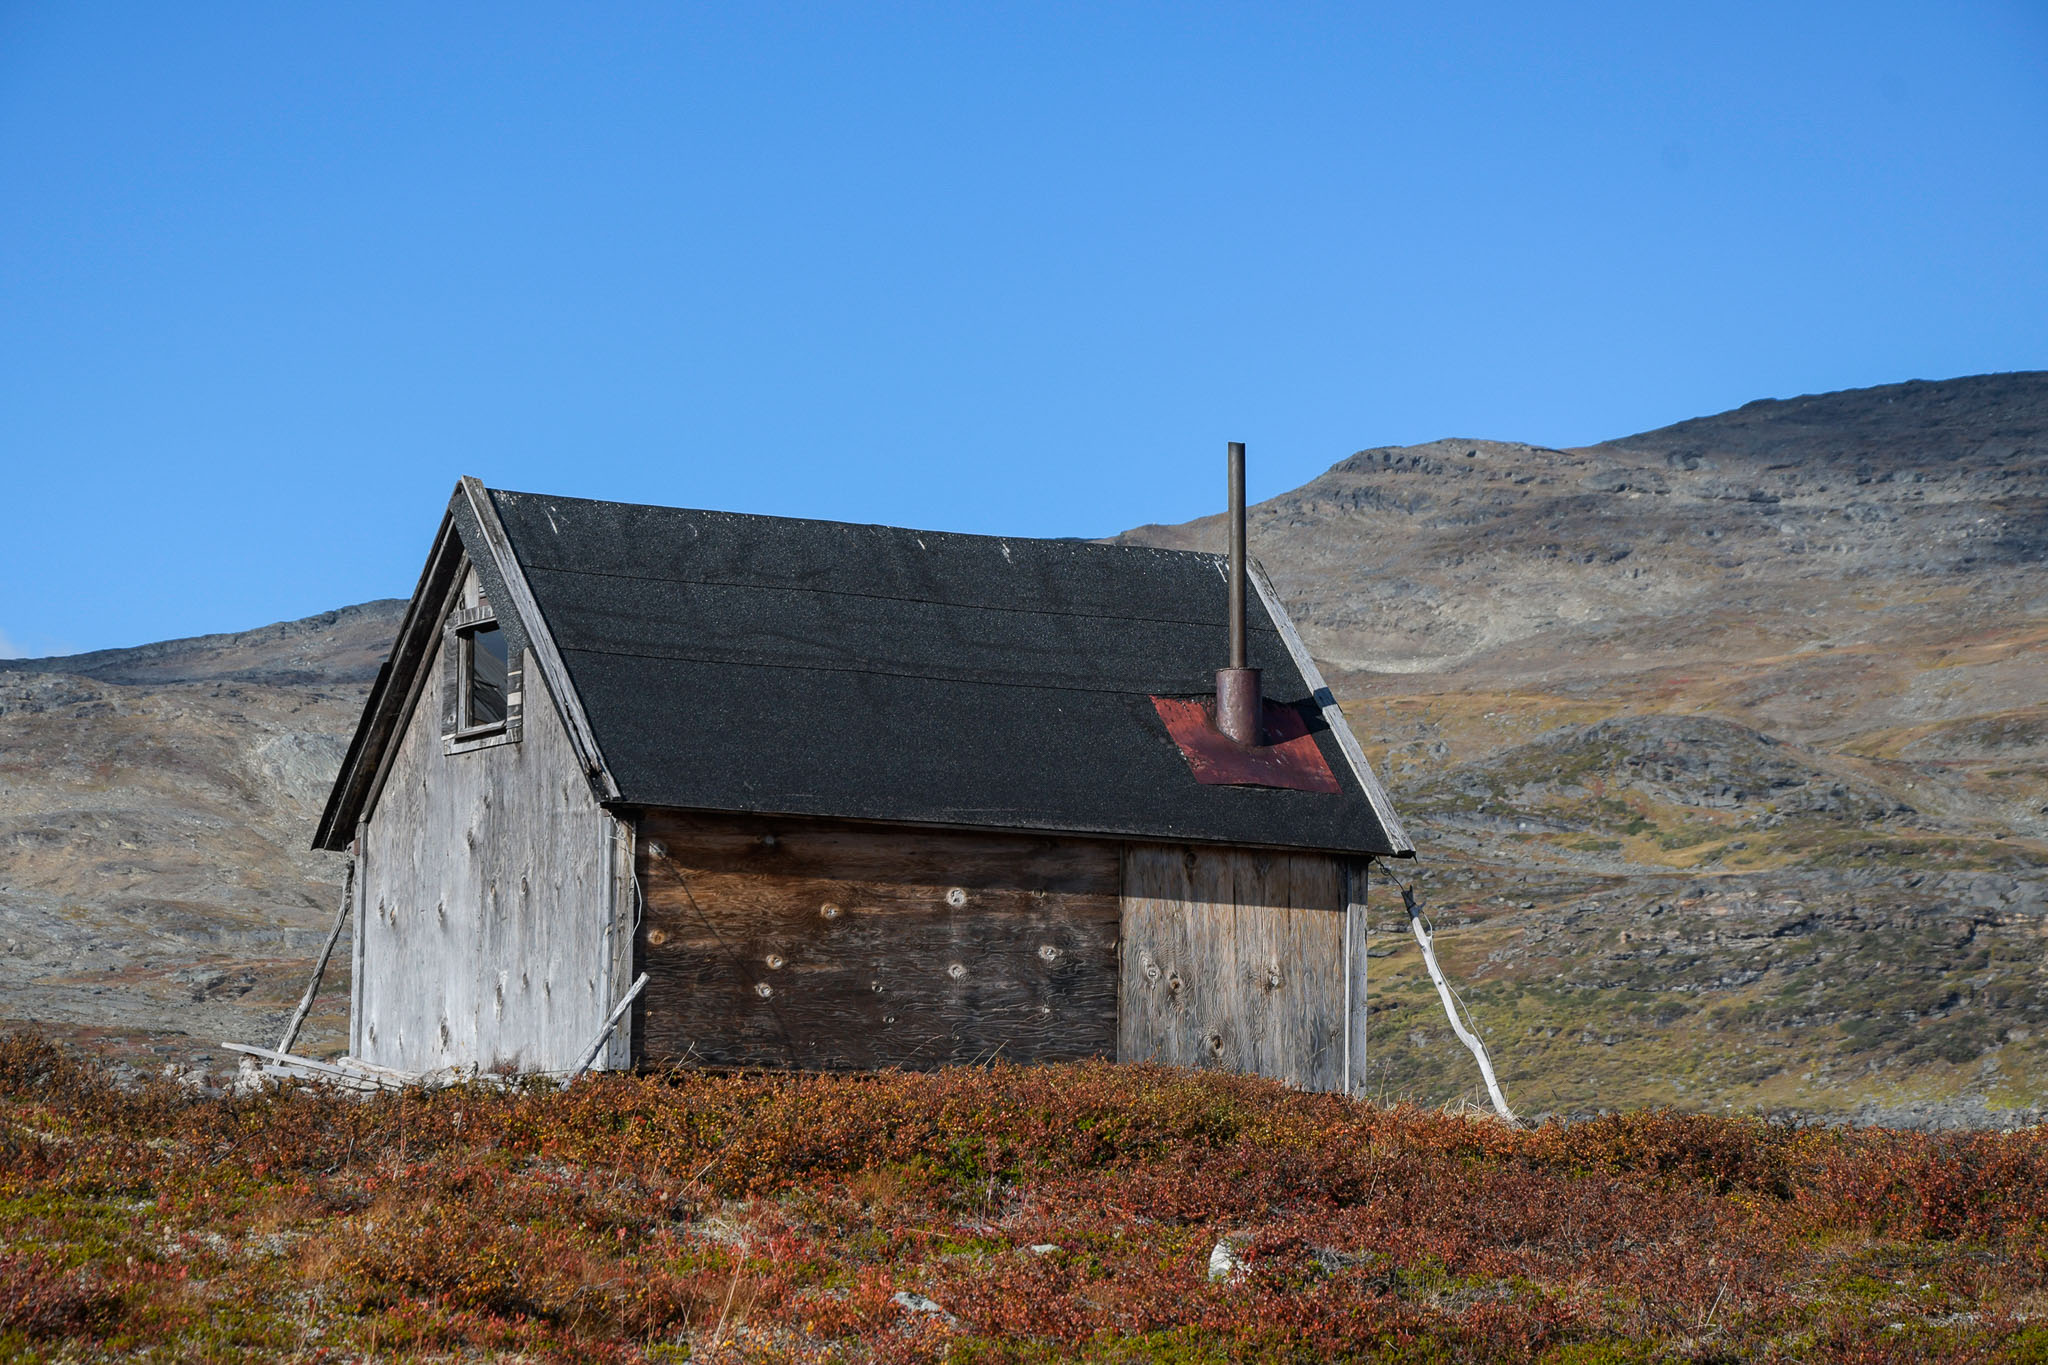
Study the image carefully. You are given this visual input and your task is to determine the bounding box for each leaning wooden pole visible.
[277,860,354,1057]
[567,972,650,1082]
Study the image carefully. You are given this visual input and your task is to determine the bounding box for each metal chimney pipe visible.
[1228,441,1247,670]
[1215,440,1263,746]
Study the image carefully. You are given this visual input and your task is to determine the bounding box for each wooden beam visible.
[567,972,649,1081]
[349,825,367,1060]
[277,861,353,1055]
[222,1042,411,1091]
[604,813,640,1069]
[1343,858,1371,1096]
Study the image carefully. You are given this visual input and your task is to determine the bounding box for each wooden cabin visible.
[313,477,1413,1091]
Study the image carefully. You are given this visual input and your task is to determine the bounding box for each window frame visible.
[454,621,510,738]
[442,601,523,754]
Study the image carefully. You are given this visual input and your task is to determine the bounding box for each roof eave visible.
[1247,557,1416,857]
[310,506,467,850]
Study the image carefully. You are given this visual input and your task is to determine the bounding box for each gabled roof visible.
[315,478,1413,857]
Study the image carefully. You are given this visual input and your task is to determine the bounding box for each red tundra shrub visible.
[3,1028,2044,1362]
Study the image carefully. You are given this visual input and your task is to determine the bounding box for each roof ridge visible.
[523,561,1283,632]
[486,484,1231,561]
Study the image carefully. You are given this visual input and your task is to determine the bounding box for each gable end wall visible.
[353,567,621,1073]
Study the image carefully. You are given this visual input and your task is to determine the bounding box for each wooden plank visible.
[1117,843,1347,1091]
[636,811,1120,1071]
[1233,850,1287,1078]
[1117,844,1189,1067]
[639,810,1120,893]
[1121,844,1194,1069]
[568,972,648,1079]
[349,824,367,1058]
[603,815,638,1070]
[223,1042,410,1091]
[1189,846,1240,1072]
[278,862,354,1055]
[1285,852,1346,1091]
[1343,858,1370,1096]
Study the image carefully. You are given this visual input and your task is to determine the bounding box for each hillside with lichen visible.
[1121,372,2048,1126]
[0,603,404,1072]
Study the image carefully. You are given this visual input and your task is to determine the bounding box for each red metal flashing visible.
[1150,696,1342,794]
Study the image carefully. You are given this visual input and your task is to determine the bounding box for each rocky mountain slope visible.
[0,603,405,1071]
[4,373,2042,1123]
[1121,372,2048,1125]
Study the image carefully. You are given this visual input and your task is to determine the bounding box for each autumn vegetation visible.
[2,1030,2046,1362]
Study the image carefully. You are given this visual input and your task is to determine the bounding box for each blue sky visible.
[3,3,2045,656]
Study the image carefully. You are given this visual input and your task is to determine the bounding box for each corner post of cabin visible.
[601,811,639,1070]
[1343,857,1370,1096]
[349,821,369,1061]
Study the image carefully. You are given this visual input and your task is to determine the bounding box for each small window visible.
[442,601,521,752]
[460,623,509,733]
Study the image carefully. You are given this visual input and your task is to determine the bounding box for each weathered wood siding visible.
[1118,844,1359,1092]
[635,811,1120,1070]
[1343,860,1369,1094]
[354,570,618,1073]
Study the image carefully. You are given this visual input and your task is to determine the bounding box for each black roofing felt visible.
[484,488,1404,856]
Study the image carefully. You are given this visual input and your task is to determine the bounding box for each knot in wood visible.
[646,929,668,946]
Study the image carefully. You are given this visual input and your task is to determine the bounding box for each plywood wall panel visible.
[635,810,1120,1071]
[354,567,616,1074]
[1118,844,1347,1091]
